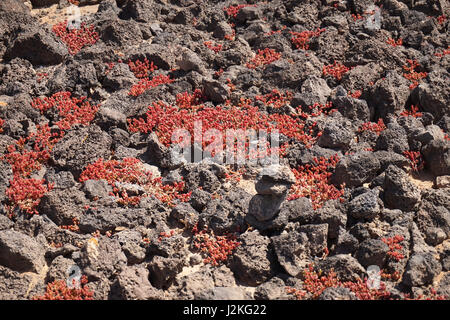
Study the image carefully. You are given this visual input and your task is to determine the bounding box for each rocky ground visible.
[0,0,449,300]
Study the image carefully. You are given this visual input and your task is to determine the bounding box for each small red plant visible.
[0,118,4,133]
[322,61,351,81]
[434,46,450,58]
[358,119,386,136]
[437,14,447,25]
[400,105,422,118]
[60,217,80,232]
[255,89,293,109]
[224,24,236,41]
[214,68,224,78]
[176,89,205,110]
[204,41,223,53]
[128,58,157,79]
[403,151,425,172]
[386,38,403,47]
[36,72,48,83]
[33,276,94,300]
[288,155,345,209]
[31,92,99,130]
[192,224,240,266]
[403,59,427,90]
[158,230,176,242]
[382,235,405,262]
[265,26,287,36]
[6,177,53,215]
[52,21,99,55]
[347,90,362,98]
[289,28,326,50]
[223,4,256,18]
[352,14,364,21]
[127,98,320,156]
[246,48,281,69]
[128,74,174,96]
[287,265,391,300]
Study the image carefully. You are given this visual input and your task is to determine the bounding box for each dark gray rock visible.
[335,227,359,254]
[189,189,212,212]
[333,96,370,122]
[113,230,146,264]
[424,227,446,246]
[115,266,162,299]
[317,254,366,282]
[236,6,262,22]
[38,188,87,225]
[247,194,286,223]
[348,189,382,220]
[313,200,347,239]
[422,139,450,176]
[368,71,410,119]
[0,215,13,231]
[255,165,296,196]
[317,117,355,149]
[170,202,199,230]
[375,122,410,154]
[331,151,381,187]
[272,223,328,277]
[202,79,229,104]
[298,75,331,106]
[50,125,112,178]
[5,28,67,65]
[79,236,127,280]
[373,151,410,171]
[82,179,112,200]
[98,18,143,47]
[403,253,442,287]
[0,161,13,203]
[148,255,185,289]
[415,70,450,120]
[383,165,420,211]
[79,207,153,234]
[46,256,76,282]
[416,188,450,238]
[196,287,248,300]
[119,0,158,22]
[0,229,46,273]
[355,239,389,268]
[199,189,251,234]
[43,170,76,190]
[318,287,357,300]
[230,230,273,286]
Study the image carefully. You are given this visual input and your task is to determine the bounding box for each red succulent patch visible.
[128,74,175,96]
[403,151,425,172]
[6,177,53,215]
[246,48,281,69]
[382,235,405,262]
[289,28,325,50]
[286,265,391,300]
[288,155,345,209]
[128,58,157,79]
[33,276,94,300]
[191,224,240,266]
[79,157,190,207]
[322,61,351,81]
[52,20,99,55]
[403,59,427,90]
[358,119,386,136]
